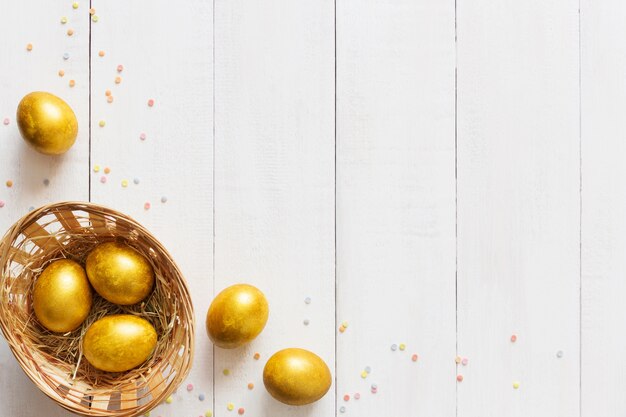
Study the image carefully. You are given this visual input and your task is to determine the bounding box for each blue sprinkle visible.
[199,394,205,401]
[63,52,70,60]
[339,406,346,413]
[364,366,371,373]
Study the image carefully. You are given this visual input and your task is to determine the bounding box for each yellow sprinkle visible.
[72,2,79,9]
[360,371,368,379]
[223,369,230,376]
[144,412,150,417]
[93,165,100,173]
[205,412,213,417]
[227,403,234,411]
[99,120,105,127]
[121,180,128,188]
[61,16,67,24]
[92,15,99,22]
[513,381,520,389]
[165,396,173,404]
[342,321,349,328]
[399,343,406,351]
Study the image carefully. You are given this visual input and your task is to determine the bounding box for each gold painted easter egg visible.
[33,259,92,333]
[85,242,154,305]
[16,92,78,155]
[206,284,269,349]
[82,315,157,372]
[263,348,332,406]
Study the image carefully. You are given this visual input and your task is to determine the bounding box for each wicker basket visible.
[0,202,194,417]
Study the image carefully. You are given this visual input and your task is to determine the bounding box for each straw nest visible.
[0,202,194,417]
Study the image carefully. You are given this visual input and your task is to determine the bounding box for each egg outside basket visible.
[0,202,194,417]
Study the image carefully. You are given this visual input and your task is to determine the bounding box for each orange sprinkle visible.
[107,96,113,103]
[253,353,260,360]
[411,354,418,362]
[105,89,111,96]
[115,76,122,84]
[104,167,111,174]
[6,180,13,188]
[98,50,105,57]
[26,43,33,51]
[67,28,74,36]
[237,408,244,415]
[247,383,254,390]
[69,79,76,87]
[58,69,65,77]
[339,325,345,333]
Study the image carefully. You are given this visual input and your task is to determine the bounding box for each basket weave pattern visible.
[0,202,194,417]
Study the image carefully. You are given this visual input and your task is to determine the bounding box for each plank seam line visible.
[212,0,216,413]
[333,0,338,415]
[578,1,582,415]
[454,0,459,416]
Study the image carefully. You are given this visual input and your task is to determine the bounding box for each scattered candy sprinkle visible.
[107,96,114,103]
[339,325,346,333]
[100,176,107,183]
[105,89,112,96]
[121,179,128,188]
[28,206,34,211]
[187,384,193,392]
[513,381,520,389]
[43,179,50,186]
[115,76,122,84]
[510,334,517,343]
[98,50,105,57]
[72,2,79,9]
[205,412,213,417]
[63,52,70,60]
[6,180,13,187]
[253,353,260,360]
[89,8,95,15]
[199,394,205,401]
[360,371,368,378]
[104,167,111,174]
[354,393,360,400]
[117,64,124,72]
[61,17,67,24]
[99,120,106,127]
[556,350,563,358]
[339,406,346,413]
[303,319,310,326]
[411,354,418,362]
[342,321,349,328]
[364,366,371,373]
[69,79,76,87]
[237,408,244,415]
[58,69,65,77]
[247,382,254,390]
[343,394,350,402]
[140,132,146,140]
[223,369,230,376]
[133,178,140,185]
[462,358,468,366]
[161,196,168,203]
[455,355,461,364]
[399,343,406,351]
[165,396,173,404]
[226,403,234,411]
[144,202,151,210]
[304,296,311,304]
[148,99,155,107]
[456,374,463,382]
[0,201,5,208]
[391,344,398,351]
[370,384,378,394]
[67,29,74,36]
[92,15,99,22]
[3,118,9,125]
[26,43,33,51]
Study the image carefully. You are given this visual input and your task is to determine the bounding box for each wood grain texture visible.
[90,1,214,416]
[0,2,89,416]
[213,0,335,416]
[336,1,456,416]
[457,1,580,416]
[580,1,626,415]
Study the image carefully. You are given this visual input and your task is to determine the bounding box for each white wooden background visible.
[0,1,623,416]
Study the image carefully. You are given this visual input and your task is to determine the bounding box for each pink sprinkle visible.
[117,64,124,72]
[343,394,350,402]
[0,200,5,208]
[144,202,151,210]
[461,358,468,366]
[411,354,418,362]
[510,334,517,343]
[147,99,155,107]
[139,132,146,141]
[2,118,9,125]
[100,176,107,183]
[456,374,464,382]
[186,384,193,392]
[354,393,360,400]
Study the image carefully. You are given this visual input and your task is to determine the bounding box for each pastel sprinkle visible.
[342,321,349,328]
[63,52,70,60]
[360,371,368,378]
[3,118,9,125]
[205,412,213,417]
[147,99,155,107]
[513,381,520,389]
[303,319,310,326]
[69,79,75,87]
[237,408,244,415]
[510,334,517,343]
[121,179,128,188]
[91,15,99,22]
[58,69,65,77]
[133,178,140,185]
[411,354,418,362]
[165,396,173,404]
[72,2,79,9]
[105,90,112,96]
[399,343,406,351]
[556,350,564,358]
[343,394,350,402]
[98,50,105,57]
[354,393,360,400]
[462,358,468,366]
[391,344,398,351]
[61,17,67,24]
[107,96,114,103]
[161,196,168,203]
[187,384,194,392]
[28,206,34,211]
[100,176,107,183]
[26,43,33,51]
[456,374,463,382]
[117,64,124,72]
[339,406,346,413]
[226,403,234,411]
[304,297,311,304]
[0,201,5,208]
[144,202,151,210]
[247,382,254,390]
[89,8,95,15]
[140,132,146,140]
[455,355,461,364]
[67,28,74,36]
[99,120,106,127]
[104,167,111,174]
[364,366,371,373]
[199,394,205,401]
[115,76,122,84]
[6,180,13,187]
[339,325,345,333]
[253,353,260,360]
[223,369,230,376]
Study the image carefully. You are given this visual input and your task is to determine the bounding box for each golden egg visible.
[33,259,92,333]
[82,315,157,372]
[263,348,332,406]
[85,242,154,305]
[16,91,78,155]
[206,284,269,349]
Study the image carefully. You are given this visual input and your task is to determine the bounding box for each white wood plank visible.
[580,1,626,415]
[213,0,335,415]
[0,1,89,416]
[336,1,456,416]
[457,1,580,416]
[90,1,213,416]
